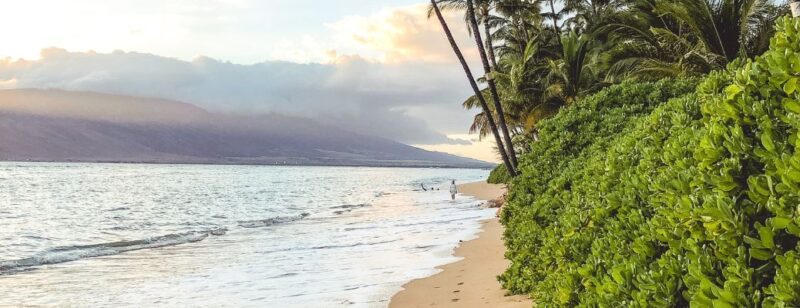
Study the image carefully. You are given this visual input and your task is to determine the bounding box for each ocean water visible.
[0,162,493,307]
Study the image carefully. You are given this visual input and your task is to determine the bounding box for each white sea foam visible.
[0,163,491,307]
[0,231,212,273]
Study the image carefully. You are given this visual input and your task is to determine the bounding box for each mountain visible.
[0,89,493,168]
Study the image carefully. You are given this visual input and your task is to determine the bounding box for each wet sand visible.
[389,181,532,308]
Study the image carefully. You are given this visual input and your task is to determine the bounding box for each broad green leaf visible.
[784,99,800,113]
[771,217,793,229]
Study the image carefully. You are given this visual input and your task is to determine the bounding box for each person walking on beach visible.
[449,180,457,200]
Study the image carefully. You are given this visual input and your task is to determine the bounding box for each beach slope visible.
[389,181,532,307]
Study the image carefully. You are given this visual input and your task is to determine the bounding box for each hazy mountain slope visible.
[0,89,211,124]
[0,89,492,168]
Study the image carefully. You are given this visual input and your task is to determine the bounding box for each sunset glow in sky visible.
[0,0,499,162]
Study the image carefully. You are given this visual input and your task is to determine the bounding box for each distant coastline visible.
[0,159,496,170]
[0,89,493,170]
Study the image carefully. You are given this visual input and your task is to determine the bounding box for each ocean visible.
[0,162,493,307]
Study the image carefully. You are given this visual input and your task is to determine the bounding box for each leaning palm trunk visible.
[430,0,517,177]
[467,0,519,170]
[481,6,499,70]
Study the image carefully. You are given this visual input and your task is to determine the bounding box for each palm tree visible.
[433,1,504,88]
[539,31,604,105]
[543,0,562,38]
[429,0,519,177]
[489,2,542,53]
[561,0,627,33]
[478,1,500,69]
[605,0,786,80]
[466,0,520,169]
[655,0,782,60]
[539,1,565,59]
[495,40,562,131]
[464,39,561,140]
[437,0,788,153]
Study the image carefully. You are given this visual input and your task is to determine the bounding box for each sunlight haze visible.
[0,0,496,162]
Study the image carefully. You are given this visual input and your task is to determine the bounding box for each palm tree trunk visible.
[548,0,561,40]
[548,0,558,31]
[481,6,499,70]
[430,0,517,177]
[467,0,519,170]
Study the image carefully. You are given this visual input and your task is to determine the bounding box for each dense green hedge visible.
[488,77,697,185]
[488,163,511,184]
[501,17,800,307]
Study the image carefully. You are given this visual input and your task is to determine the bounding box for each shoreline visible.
[0,160,493,170]
[389,181,532,307]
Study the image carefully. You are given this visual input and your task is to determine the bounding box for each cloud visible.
[0,4,486,147]
[415,134,500,163]
[0,48,474,145]
[329,4,478,64]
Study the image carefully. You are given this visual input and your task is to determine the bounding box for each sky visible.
[0,0,499,162]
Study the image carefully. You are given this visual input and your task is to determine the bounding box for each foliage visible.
[511,77,698,191]
[488,163,512,184]
[605,0,787,81]
[435,0,786,149]
[500,17,800,306]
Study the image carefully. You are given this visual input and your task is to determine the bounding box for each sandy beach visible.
[389,181,532,308]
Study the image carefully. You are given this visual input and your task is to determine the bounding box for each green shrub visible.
[490,77,697,186]
[488,163,511,184]
[501,17,800,307]
[510,77,698,198]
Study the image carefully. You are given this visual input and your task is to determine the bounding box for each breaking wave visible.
[0,213,316,274]
[237,213,310,228]
[330,204,371,215]
[329,204,371,210]
[0,230,220,274]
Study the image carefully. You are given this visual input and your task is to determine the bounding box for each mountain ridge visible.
[0,89,494,168]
